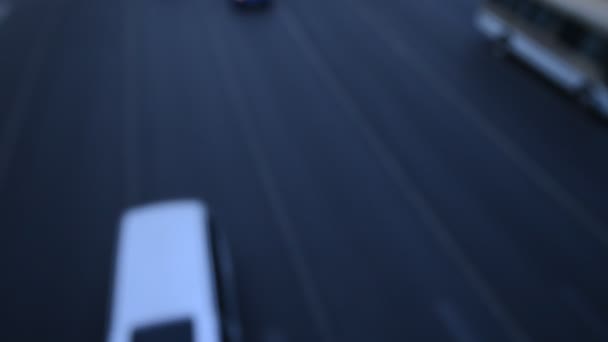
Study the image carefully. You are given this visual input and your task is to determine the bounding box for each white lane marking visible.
[435,301,480,342]
[201,11,336,342]
[120,0,140,203]
[276,6,531,342]
[0,2,11,22]
[108,200,221,342]
[0,1,61,190]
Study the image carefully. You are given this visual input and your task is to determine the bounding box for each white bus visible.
[476,0,608,118]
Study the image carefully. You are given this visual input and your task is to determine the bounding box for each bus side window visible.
[532,7,561,31]
[581,34,607,59]
[493,0,520,11]
[558,20,588,50]
[514,0,562,32]
[516,0,541,22]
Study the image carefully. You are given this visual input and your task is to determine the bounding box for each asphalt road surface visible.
[1,0,608,341]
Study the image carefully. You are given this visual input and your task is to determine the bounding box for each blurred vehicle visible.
[233,0,271,8]
[476,0,608,118]
[107,200,242,342]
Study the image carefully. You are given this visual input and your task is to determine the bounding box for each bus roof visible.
[538,0,608,35]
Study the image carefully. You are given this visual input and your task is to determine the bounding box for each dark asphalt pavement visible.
[1,0,608,341]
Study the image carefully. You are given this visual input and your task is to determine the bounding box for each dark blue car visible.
[234,0,271,7]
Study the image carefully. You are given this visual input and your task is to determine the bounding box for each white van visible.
[107,200,242,342]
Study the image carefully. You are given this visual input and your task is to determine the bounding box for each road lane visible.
[121,0,328,340]
[0,0,126,340]
[0,0,607,341]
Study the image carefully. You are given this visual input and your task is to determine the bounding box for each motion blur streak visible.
[0,0,607,341]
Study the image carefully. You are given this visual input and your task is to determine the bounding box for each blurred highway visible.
[1,0,608,341]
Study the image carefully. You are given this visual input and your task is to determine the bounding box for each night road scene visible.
[1,0,608,341]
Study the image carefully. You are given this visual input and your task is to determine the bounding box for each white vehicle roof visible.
[108,200,221,342]
[538,0,608,35]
